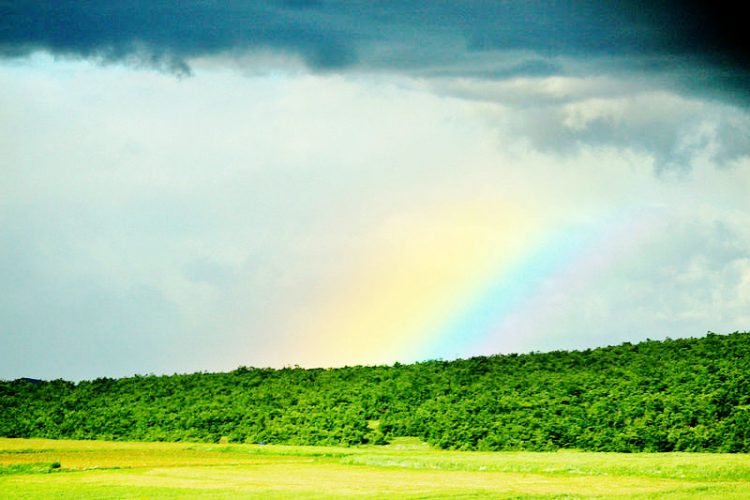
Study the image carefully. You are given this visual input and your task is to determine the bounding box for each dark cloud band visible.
[1,1,747,99]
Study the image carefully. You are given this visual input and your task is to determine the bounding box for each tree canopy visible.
[2,332,749,452]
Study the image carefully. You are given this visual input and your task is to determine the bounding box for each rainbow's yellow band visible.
[283,202,668,367]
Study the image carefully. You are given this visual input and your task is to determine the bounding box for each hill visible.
[2,332,749,452]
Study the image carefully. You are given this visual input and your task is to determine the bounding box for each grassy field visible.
[1,437,749,498]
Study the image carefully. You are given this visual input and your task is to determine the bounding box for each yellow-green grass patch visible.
[1,438,748,498]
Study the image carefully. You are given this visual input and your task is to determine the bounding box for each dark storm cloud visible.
[0,0,359,72]
[1,1,747,87]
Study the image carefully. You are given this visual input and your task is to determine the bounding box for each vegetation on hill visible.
[2,332,749,452]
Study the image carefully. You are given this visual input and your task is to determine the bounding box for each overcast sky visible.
[1,1,749,380]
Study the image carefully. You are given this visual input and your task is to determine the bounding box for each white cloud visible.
[1,54,749,378]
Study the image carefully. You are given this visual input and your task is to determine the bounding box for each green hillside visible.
[2,332,749,452]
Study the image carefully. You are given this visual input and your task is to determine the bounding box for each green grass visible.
[0,462,60,476]
[1,438,749,498]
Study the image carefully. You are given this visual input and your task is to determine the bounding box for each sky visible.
[1,1,749,380]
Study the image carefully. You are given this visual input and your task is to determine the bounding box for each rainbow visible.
[285,202,669,367]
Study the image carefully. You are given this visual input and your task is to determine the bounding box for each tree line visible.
[2,331,749,452]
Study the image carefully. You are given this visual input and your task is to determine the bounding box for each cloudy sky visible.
[1,1,749,380]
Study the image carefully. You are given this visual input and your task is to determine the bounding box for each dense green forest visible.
[2,332,749,452]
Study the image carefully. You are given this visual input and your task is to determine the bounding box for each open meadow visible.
[1,437,749,498]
